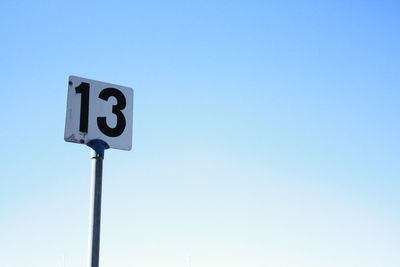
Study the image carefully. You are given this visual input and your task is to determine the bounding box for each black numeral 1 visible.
[75,82,90,133]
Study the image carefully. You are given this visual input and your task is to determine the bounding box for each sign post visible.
[87,139,108,267]
[64,76,133,267]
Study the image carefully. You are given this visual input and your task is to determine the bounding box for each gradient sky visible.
[1,1,399,267]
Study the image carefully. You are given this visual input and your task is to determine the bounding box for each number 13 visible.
[75,82,127,137]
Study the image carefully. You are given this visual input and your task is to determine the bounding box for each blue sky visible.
[1,1,399,266]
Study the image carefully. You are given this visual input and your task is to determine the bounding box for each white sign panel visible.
[64,76,133,150]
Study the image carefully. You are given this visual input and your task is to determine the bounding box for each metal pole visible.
[87,140,109,267]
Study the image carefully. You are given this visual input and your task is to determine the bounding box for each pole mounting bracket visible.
[87,139,109,159]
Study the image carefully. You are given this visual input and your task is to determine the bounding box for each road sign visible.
[64,75,133,150]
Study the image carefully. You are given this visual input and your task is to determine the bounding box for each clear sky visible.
[1,1,399,266]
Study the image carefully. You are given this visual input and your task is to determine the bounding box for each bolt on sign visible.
[64,76,133,150]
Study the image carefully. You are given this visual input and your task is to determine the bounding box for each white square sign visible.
[64,76,133,150]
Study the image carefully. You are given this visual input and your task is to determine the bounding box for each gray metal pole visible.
[87,140,108,267]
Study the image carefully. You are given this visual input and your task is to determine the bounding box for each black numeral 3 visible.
[97,88,127,137]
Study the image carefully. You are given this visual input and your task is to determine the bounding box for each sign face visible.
[64,76,133,150]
